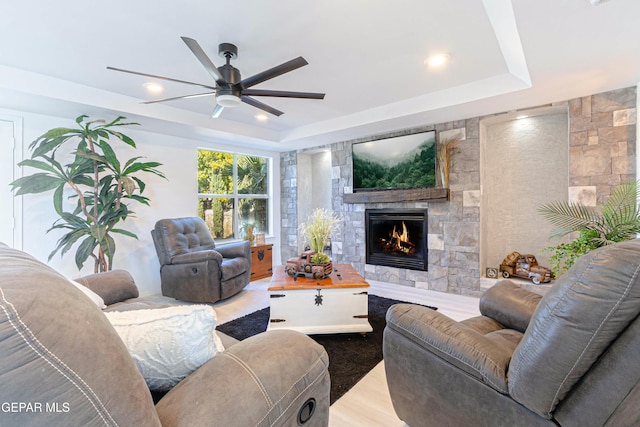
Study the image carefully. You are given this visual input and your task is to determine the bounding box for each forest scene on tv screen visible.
[353,131,436,191]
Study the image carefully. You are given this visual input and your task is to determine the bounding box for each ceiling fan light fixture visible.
[216,94,241,108]
[143,82,164,93]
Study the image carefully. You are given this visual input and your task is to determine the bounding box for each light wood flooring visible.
[149,275,481,426]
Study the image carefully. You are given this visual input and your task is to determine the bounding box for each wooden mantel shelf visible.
[343,187,449,204]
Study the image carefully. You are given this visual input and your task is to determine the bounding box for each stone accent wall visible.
[280,86,637,296]
[568,87,637,205]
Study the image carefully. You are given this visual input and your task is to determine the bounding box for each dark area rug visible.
[217,295,436,404]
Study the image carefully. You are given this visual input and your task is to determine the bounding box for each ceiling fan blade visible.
[241,57,308,89]
[211,104,224,118]
[241,96,284,116]
[141,92,215,104]
[106,66,216,90]
[242,89,325,99]
[181,37,226,85]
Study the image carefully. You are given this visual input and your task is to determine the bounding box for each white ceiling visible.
[1,0,639,151]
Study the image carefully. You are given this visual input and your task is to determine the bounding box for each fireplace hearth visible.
[365,209,428,271]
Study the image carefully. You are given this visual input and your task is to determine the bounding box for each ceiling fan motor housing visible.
[218,42,238,59]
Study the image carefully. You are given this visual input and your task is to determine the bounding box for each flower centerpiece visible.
[299,208,340,265]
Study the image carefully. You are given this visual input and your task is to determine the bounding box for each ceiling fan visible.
[107,37,325,118]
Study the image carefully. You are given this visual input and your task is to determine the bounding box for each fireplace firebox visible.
[365,209,428,271]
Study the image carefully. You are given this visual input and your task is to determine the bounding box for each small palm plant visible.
[10,115,165,273]
[538,180,640,276]
[299,208,340,264]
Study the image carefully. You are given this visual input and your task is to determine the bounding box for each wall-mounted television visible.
[352,130,436,192]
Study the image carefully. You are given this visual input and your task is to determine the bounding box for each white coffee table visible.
[267,264,373,335]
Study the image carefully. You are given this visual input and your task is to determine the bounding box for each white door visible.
[0,118,21,248]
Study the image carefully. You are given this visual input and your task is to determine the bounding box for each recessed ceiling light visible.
[143,82,164,94]
[425,54,450,68]
[256,114,268,122]
[516,115,529,119]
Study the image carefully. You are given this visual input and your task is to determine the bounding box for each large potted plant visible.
[538,180,640,276]
[11,115,165,272]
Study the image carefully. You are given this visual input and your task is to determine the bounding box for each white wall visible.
[5,110,281,296]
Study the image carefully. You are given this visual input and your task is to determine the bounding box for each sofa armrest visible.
[385,304,512,394]
[216,240,250,259]
[479,280,542,332]
[75,269,139,306]
[155,330,330,427]
[170,250,223,265]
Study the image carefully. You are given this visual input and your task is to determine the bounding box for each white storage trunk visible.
[268,285,372,335]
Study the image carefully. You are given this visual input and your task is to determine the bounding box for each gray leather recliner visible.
[151,217,251,303]
[384,238,640,427]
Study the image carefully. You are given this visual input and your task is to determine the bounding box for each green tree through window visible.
[198,150,269,240]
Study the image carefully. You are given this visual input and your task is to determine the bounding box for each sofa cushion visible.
[509,239,640,418]
[155,330,330,427]
[220,256,250,280]
[104,305,225,391]
[386,304,512,394]
[75,269,139,306]
[153,217,217,263]
[68,279,106,309]
[0,243,160,427]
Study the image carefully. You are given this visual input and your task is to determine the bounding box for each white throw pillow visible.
[104,305,225,391]
[68,279,107,309]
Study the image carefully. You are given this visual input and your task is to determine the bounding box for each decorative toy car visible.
[285,250,333,279]
[499,252,554,284]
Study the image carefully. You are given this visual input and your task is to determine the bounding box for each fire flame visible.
[390,222,415,254]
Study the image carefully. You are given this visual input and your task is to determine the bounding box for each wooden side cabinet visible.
[251,243,273,280]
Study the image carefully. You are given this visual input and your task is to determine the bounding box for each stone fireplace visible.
[280,86,637,297]
[365,209,428,271]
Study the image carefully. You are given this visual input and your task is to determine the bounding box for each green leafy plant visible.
[10,115,165,272]
[538,180,640,276]
[299,208,340,263]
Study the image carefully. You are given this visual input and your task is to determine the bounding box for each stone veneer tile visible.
[590,112,613,130]
[599,125,635,145]
[568,186,597,206]
[439,127,466,142]
[428,233,444,250]
[463,190,480,207]
[569,176,592,186]
[613,108,637,126]
[592,87,636,112]
[581,96,592,117]
[610,140,628,158]
[570,145,612,177]
[590,175,621,187]
[612,155,636,175]
[570,130,587,146]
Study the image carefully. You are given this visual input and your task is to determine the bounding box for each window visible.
[197,149,269,240]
